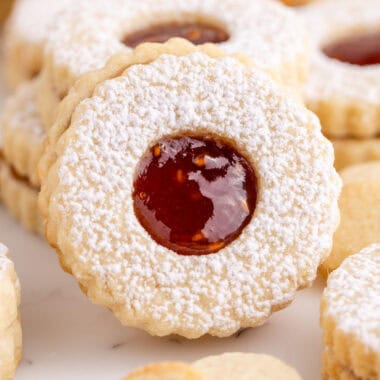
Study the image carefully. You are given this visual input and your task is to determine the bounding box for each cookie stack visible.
[1,0,379,379]
[301,0,380,170]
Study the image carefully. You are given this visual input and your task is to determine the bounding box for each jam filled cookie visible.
[332,139,380,171]
[280,0,314,6]
[320,161,380,276]
[3,0,76,89]
[0,244,22,380]
[301,0,380,138]
[321,244,380,380]
[2,80,46,188]
[39,40,340,338]
[123,353,302,380]
[38,0,308,128]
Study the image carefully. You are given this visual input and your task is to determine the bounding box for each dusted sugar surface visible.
[324,244,380,354]
[46,0,306,82]
[48,52,340,337]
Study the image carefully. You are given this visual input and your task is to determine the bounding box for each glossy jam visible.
[323,32,380,66]
[133,136,257,256]
[123,22,229,48]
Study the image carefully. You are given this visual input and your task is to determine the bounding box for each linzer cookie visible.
[332,139,380,171]
[38,0,308,128]
[3,0,76,88]
[38,39,340,338]
[301,0,380,138]
[321,244,380,380]
[124,353,302,379]
[0,244,22,380]
[280,0,314,6]
[320,161,380,276]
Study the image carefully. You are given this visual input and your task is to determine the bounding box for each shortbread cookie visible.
[1,79,46,188]
[321,244,380,379]
[124,362,203,380]
[0,244,22,380]
[38,39,340,338]
[3,0,76,88]
[124,353,302,380]
[38,0,308,128]
[320,161,380,276]
[332,138,380,171]
[193,353,302,379]
[302,0,380,138]
[0,162,43,235]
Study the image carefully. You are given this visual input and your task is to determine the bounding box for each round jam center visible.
[322,32,380,66]
[123,22,229,48]
[133,136,257,256]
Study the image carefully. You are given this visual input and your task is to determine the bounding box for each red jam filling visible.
[323,32,380,66]
[123,22,229,48]
[133,136,257,256]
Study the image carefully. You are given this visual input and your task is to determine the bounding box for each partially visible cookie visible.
[321,244,380,380]
[124,353,303,379]
[332,139,380,171]
[1,79,46,188]
[124,362,203,380]
[0,0,13,25]
[301,0,380,138]
[3,0,76,88]
[0,243,22,380]
[0,161,43,235]
[320,162,380,275]
[193,353,302,379]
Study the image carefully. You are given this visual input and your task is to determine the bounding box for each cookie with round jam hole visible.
[133,136,257,256]
[39,39,340,338]
[301,0,380,138]
[37,0,308,130]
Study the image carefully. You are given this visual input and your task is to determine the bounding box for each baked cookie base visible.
[0,161,43,235]
[332,138,380,171]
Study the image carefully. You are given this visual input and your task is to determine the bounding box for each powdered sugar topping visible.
[51,53,340,337]
[325,244,380,353]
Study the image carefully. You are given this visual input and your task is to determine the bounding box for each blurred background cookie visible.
[301,0,380,139]
[3,0,75,89]
[321,161,380,275]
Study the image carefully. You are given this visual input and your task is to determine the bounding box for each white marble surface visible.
[0,207,325,380]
